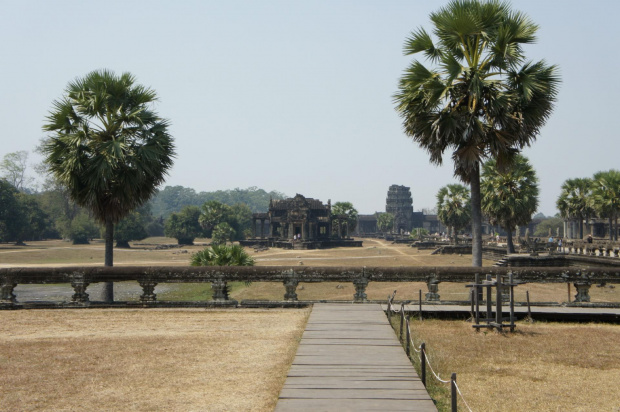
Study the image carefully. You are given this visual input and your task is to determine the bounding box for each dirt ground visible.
[0,237,481,267]
[0,308,310,412]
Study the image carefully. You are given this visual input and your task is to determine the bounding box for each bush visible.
[190,244,254,266]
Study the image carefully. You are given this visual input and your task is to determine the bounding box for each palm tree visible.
[591,170,620,241]
[481,154,538,253]
[376,212,394,234]
[436,184,471,244]
[394,0,559,266]
[331,202,358,238]
[42,70,175,301]
[556,178,594,239]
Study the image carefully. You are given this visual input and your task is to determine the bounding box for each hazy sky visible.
[2,0,619,215]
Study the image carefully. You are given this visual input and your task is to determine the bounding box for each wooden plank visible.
[274,303,437,412]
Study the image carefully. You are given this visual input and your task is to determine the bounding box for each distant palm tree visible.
[556,178,594,239]
[43,70,175,301]
[591,170,620,241]
[394,0,559,266]
[331,202,358,237]
[376,212,394,234]
[436,184,471,244]
[481,155,538,253]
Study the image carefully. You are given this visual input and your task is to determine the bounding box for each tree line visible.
[557,171,620,241]
[435,154,538,254]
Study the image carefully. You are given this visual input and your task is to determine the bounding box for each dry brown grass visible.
[0,308,310,412]
[0,237,214,267]
[401,319,620,412]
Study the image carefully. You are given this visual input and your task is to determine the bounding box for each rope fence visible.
[390,296,474,412]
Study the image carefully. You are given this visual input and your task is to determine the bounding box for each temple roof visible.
[270,194,328,211]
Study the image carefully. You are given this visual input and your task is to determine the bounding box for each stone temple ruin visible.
[355,184,446,236]
[241,194,362,249]
[386,184,416,234]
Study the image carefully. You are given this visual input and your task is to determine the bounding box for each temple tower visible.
[386,185,414,234]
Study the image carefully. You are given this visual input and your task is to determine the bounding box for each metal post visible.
[420,342,426,387]
[509,272,515,332]
[451,373,457,412]
[400,303,405,341]
[486,274,492,326]
[405,319,411,356]
[526,290,532,320]
[418,289,423,321]
[496,275,502,331]
[469,287,474,322]
[474,273,480,326]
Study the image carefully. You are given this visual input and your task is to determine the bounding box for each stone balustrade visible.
[561,242,620,257]
[1,266,619,307]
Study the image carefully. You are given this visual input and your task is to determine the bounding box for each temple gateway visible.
[242,194,362,249]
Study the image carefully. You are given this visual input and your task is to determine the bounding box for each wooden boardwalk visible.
[275,304,436,412]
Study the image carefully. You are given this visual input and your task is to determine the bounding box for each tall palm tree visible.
[43,70,175,301]
[481,154,538,253]
[436,184,471,244]
[556,178,594,239]
[591,170,620,241]
[394,0,559,266]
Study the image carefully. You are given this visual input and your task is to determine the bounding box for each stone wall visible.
[2,266,620,308]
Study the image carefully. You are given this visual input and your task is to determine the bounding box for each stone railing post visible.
[211,278,229,301]
[573,281,591,302]
[283,278,299,301]
[425,277,440,302]
[70,272,90,304]
[353,275,369,303]
[0,276,17,305]
[139,279,158,302]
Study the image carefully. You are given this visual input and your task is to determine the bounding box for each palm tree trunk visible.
[615,212,618,241]
[610,216,614,241]
[506,228,515,254]
[470,165,482,267]
[579,216,583,240]
[102,218,114,303]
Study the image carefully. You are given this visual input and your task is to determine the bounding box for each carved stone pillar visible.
[574,281,591,302]
[0,277,17,305]
[289,223,294,239]
[283,278,299,301]
[260,219,265,239]
[302,221,307,240]
[139,280,158,302]
[425,278,440,301]
[252,218,257,238]
[211,279,229,301]
[70,272,90,304]
[353,276,369,302]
